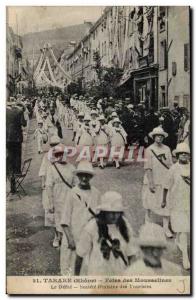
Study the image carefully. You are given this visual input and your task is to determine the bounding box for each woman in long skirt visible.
[162,143,190,270]
[142,126,173,238]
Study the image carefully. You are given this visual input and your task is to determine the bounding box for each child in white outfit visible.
[142,127,173,238]
[34,121,47,154]
[60,160,100,275]
[162,143,190,270]
[75,191,138,276]
[110,118,127,169]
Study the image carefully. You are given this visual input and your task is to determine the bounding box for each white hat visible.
[7,98,16,106]
[111,111,118,117]
[78,111,85,117]
[53,143,65,154]
[112,117,121,124]
[50,135,61,145]
[127,104,134,109]
[173,143,190,156]
[138,223,167,248]
[99,115,105,121]
[74,160,94,176]
[159,116,164,121]
[52,144,67,162]
[96,191,126,212]
[84,114,91,121]
[9,96,15,101]
[149,126,168,139]
[90,109,98,115]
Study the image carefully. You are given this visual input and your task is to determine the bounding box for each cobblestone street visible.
[6,117,189,276]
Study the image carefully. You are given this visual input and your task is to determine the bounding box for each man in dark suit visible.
[6,99,27,193]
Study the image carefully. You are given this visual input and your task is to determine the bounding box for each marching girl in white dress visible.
[142,127,173,238]
[162,143,190,270]
[110,118,127,169]
[75,191,138,276]
[94,115,110,168]
[45,144,75,248]
[77,114,94,147]
[60,161,101,275]
[39,135,61,245]
[45,112,58,138]
[34,121,47,154]
[74,112,84,145]
[124,223,182,276]
[108,111,118,130]
[89,110,100,136]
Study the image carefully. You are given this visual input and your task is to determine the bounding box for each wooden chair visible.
[7,158,32,198]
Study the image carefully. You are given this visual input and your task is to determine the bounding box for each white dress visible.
[45,116,58,137]
[60,185,101,275]
[75,121,84,145]
[45,162,75,232]
[39,153,54,227]
[110,127,127,146]
[89,119,100,137]
[142,143,173,216]
[164,162,190,232]
[78,125,94,147]
[34,128,45,152]
[77,218,138,276]
[94,124,110,146]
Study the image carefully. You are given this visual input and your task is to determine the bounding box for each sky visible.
[7,6,104,35]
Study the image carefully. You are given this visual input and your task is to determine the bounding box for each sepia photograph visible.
[6,5,191,295]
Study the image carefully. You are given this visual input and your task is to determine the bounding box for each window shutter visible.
[172,62,177,76]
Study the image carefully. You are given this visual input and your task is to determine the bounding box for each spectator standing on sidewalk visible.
[6,97,27,194]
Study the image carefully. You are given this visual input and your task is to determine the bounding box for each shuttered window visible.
[160,40,167,70]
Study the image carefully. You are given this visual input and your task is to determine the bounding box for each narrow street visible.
[6,116,189,276]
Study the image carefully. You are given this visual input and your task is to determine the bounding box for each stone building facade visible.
[65,6,190,110]
[6,24,30,97]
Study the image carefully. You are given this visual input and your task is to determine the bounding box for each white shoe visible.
[183,258,190,270]
[164,229,173,238]
[53,237,60,248]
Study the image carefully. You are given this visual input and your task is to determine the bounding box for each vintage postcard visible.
[6,6,191,295]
